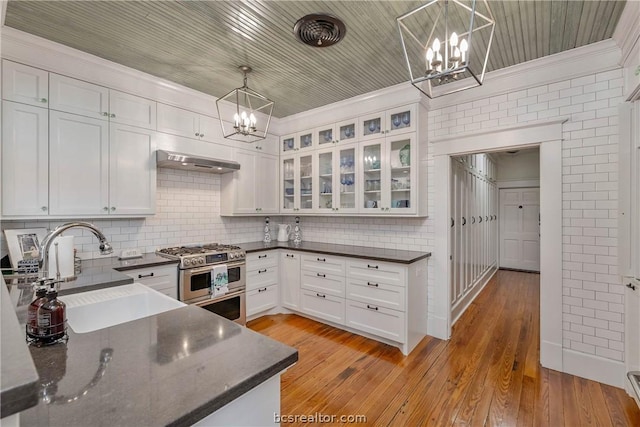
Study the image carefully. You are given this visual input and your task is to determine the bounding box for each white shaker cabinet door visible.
[233,149,258,214]
[280,252,301,311]
[109,90,157,130]
[49,73,109,119]
[257,153,279,214]
[109,123,157,215]
[1,101,49,216]
[49,111,110,215]
[156,103,199,139]
[2,60,49,107]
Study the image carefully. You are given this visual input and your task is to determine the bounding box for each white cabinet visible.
[109,123,157,215]
[221,149,278,215]
[108,90,156,129]
[49,111,156,216]
[157,103,222,143]
[281,152,314,214]
[314,143,359,213]
[359,133,417,214]
[49,111,110,215]
[299,253,347,324]
[49,73,110,119]
[246,251,279,317]
[121,264,178,299]
[300,290,345,325]
[2,60,49,107]
[245,132,279,156]
[358,104,416,141]
[280,251,301,311]
[1,101,49,216]
[280,130,315,153]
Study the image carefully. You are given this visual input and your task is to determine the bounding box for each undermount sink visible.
[59,283,185,333]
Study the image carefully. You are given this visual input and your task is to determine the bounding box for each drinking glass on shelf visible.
[392,115,401,128]
[402,112,410,125]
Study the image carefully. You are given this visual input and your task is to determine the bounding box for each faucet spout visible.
[39,222,113,280]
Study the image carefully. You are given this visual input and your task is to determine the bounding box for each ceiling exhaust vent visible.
[294,13,346,47]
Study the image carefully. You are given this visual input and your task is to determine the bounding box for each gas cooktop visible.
[157,244,242,257]
[156,243,245,268]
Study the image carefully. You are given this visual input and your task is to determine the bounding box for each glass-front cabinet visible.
[314,118,358,149]
[314,144,358,213]
[281,131,315,153]
[359,134,416,214]
[336,119,357,144]
[281,153,314,213]
[359,104,416,142]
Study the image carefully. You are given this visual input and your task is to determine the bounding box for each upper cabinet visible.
[359,104,416,141]
[1,101,49,216]
[157,103,222,143]
[2,60,49,107]
[48,73,157,130]
[280,130,315,153]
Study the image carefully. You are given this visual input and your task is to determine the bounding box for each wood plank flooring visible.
[248,270,640,426]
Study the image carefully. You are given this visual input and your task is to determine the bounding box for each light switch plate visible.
[119,248,143,260]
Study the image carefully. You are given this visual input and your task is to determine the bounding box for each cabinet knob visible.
[111,207,116,211]
[40,98,47,103]
[110,113,116,118]
[200,133,204,137]
[195,132,200,137]
[41,206,48,211]
[102,112,109,117]
[103,207,109,211]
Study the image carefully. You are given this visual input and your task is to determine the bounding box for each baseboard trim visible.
[540,340,563,371]
[427,313,449,340]
[451,266,498,325]
[562,348,626,388]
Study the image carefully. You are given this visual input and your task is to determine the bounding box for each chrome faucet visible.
[39,222,113,281]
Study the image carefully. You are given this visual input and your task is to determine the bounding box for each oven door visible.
[194,290,246,326]
[180,261,245,302]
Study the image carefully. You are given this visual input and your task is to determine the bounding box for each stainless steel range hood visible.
[156,150,240,174]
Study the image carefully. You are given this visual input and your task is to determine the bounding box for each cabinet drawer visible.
[247,265,278,291]
[346,300,405,343]
[300,290,345,325]
[346,278,405,312]
[301,270,345,297]
[247,251,278,270]
[247,284,278,317]
[122,265,178,299]
[301,254,346,276]
[347,260,406,286]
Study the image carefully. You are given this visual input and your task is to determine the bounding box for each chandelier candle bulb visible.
[460,39,468,63]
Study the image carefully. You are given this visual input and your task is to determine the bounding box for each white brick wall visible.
[428,68,626,362]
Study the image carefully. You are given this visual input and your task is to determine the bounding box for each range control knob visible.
[229,253,236,260]
[184,259,191,267]
[237,252,244,259]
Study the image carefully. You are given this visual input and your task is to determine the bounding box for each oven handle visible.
[183,261,245,276]
[193,289,245,307]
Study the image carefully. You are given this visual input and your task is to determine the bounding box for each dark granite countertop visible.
[239,241,431,264]
[2,253,297,425]
[1,276,39,418]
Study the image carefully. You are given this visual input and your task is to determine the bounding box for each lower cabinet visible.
[246,251,279,318]
[345,300,406,343]
[280,252,301,311]
[247,285,279,317]
[300,290,345,325]
[120,264,178,299]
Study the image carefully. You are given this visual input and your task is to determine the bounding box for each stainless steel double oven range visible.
[156,244,246,325]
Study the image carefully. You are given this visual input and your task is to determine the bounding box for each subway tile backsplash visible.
[1,167,433,261]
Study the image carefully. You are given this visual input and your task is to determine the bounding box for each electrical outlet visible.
[119,249,143,260]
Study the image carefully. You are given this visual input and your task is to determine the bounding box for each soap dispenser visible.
[36,284,67,344]
[27,283,49,340]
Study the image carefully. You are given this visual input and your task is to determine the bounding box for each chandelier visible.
[397,0,495,98]
[216,66,274,143]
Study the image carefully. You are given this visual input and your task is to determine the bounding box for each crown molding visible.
[613,0,640,66]
[0,27,283,134]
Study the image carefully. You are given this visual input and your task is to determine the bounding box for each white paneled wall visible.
[429,68,625,362]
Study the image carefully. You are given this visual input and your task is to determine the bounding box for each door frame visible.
[432,118,565,371]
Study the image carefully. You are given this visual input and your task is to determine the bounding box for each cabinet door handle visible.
[286,254,294,258]
[102,112,109,117]
[41,206,48,211]
[367,282,379,287]
[103,206,109,211]
[110,113,116,118]
[316,293,326,298]
[138,273,154,278]
[317,273,326,278]
[258,255,267,259]
[195,132,200,137]
[317,257,326,262]
[367,264,379,269]
[451,217,454,227]
[200,133,205,137]
[40,98,48,103]
[111,207,116,211]
[258,287,268,293]
[479,216,483,223]
[258,269,267,274]
[472,217,476,224]
[367,304,379,311]
[462,217,466,226]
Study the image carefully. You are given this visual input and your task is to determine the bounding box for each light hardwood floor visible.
[248,270,640,426]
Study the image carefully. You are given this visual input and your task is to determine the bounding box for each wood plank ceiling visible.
[3,1,626,118]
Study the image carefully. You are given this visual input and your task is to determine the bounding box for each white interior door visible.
[499,188,540,271]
